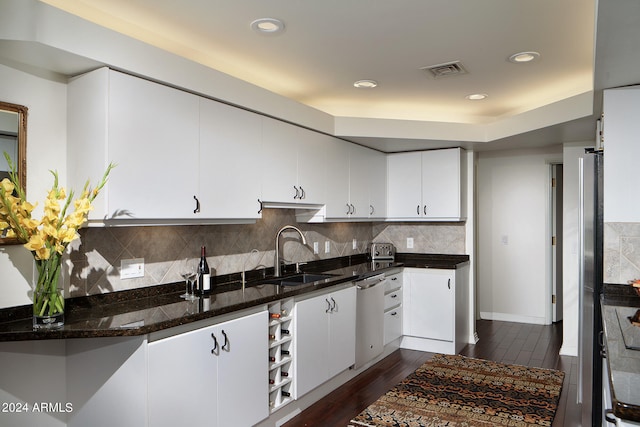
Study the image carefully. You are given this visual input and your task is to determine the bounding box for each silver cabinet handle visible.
[391,277,398,281]
[346,203,351,215]
[391,294,398,298]
[390,311,398,316]
[448,278,451,289]
[300,186,305,199]
[325,298,331,313]
[417,205,420,215]
[330,297,337,312]
[370,205,374,215]
[194,196,201,214]
[350,204,355,215]
[424,205,427,215]
[293,186,300,199]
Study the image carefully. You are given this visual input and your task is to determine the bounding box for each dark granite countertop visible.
[601,283,640,422]
[0,252,469,342]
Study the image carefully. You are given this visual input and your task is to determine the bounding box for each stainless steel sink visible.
[263,273,335,287]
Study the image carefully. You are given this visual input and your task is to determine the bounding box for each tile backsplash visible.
[66,209,467,297]
[604,222,640,284]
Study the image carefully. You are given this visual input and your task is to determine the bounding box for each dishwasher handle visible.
[355,274,386,290]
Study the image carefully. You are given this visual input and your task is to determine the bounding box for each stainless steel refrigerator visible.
[578,149,603,427]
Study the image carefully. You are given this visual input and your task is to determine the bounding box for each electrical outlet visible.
[325,241,331,254]
[407,237,414,249]
[121,258,144,279]
[313,242,319,254]
[352,238,357,250]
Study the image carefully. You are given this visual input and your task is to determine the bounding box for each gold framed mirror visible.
[0,101,28,245]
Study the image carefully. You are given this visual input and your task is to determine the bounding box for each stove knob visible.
[374,251,380,256]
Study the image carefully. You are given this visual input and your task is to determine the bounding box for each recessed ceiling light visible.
[250,18,285,35]
[354,80,378,89]
[466,93,488,100]
[508,51,540,63]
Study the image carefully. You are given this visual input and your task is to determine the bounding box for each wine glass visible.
[179,258,197,300]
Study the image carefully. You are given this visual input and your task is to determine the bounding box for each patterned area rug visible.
[350,353,565,427]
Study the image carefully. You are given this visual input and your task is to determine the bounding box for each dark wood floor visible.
[282,320,580,427]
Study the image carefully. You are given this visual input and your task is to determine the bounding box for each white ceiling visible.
[36,0,640,152]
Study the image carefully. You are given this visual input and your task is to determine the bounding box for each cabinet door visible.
[421,148,462,219]
[603,87,640,222]
[261,117,298,202]
[216,311,268,427]
[295,294,330,397]
[384,308,402,345]
[148,325,218,427]
[297,128,328,205]
[328,287,357,378]
[108,70,200,219]
[407,269,454,342]
[324,138,351,218]
[199,98,262,219]
[349,145,372,219]
[387,152,422,218]
[368,149,387,218]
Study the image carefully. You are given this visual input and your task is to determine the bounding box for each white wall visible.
[477,146,562,324]
[561,142,594,356]
[0,63,67,307]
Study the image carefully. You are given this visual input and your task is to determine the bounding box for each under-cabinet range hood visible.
[259,202,326,223]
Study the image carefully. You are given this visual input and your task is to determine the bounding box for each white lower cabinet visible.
[401,266,469,354]
[148,311,268,427]
[383,272,403,346]
[294,286,356,397]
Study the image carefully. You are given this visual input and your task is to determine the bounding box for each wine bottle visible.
[269,379,275,385]
[268,334,276,340]
[270,313,281,319]
[281,350,290,356]
[281,372,289,377]
[281,329,290,335]
[281,391,291,397]
[269,356,276,362]
[198,246,211,294]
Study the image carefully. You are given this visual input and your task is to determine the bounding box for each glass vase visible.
[33,255,64,329]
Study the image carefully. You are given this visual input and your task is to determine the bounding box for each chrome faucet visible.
[274,225,307,277]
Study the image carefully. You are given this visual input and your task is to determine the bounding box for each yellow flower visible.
[60,227,77,243]
[0,178,14,194]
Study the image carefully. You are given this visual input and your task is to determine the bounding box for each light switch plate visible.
[352,239,357,250]
[313,242,319,254]
[324,241,331,254]
[121,258,144,279]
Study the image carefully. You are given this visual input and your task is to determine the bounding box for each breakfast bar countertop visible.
[0,253,469,342]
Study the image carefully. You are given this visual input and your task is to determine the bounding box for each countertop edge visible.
[0,253,470,342]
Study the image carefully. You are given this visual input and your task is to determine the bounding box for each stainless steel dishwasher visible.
[354,273,387,369]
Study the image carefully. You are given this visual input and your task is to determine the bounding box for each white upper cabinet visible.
[261,117,327,205]
[603,86,640,223]
[324,138,351,218]
[68,67,200,221]
[199,98,262,219]
[68,67,264,223]
[325,141,387,220]
[387,148,466,221]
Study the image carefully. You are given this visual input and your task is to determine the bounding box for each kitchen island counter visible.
[602,284,640,423]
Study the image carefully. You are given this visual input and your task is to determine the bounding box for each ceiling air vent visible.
[421,61,468,79]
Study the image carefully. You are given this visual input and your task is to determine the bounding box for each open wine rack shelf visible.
[268,298,294,413]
